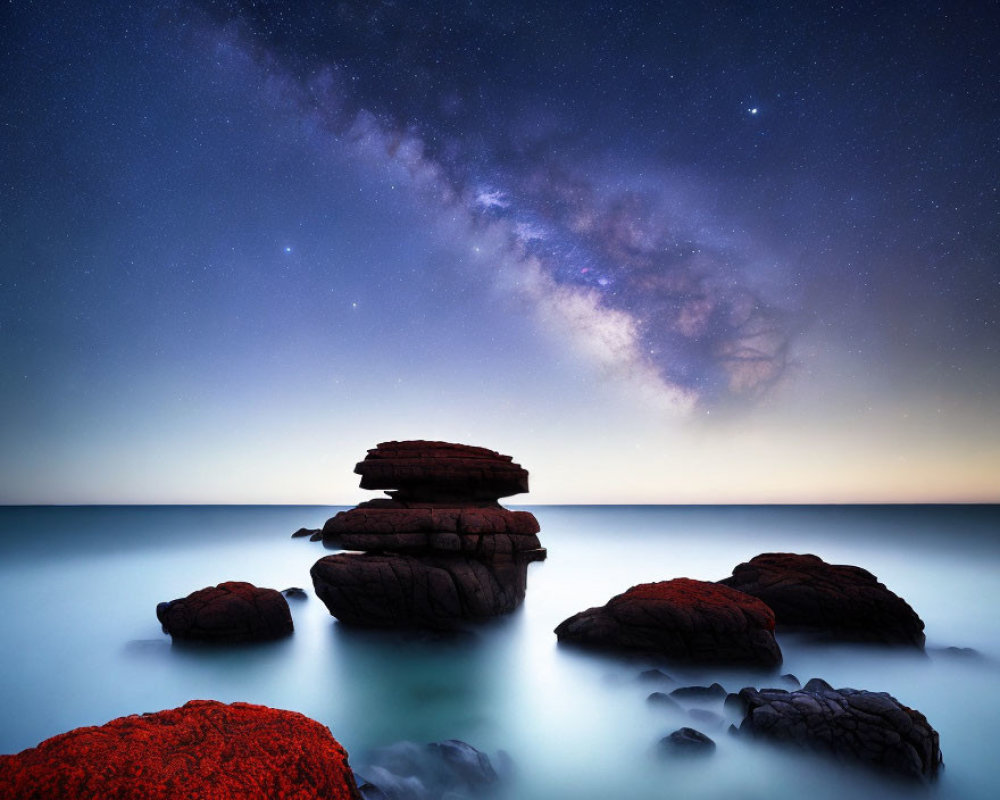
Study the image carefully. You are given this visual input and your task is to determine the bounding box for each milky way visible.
[189,0,810,410]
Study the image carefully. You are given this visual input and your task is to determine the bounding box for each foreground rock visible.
[310,441,544,629]
[554,578,782,667]
[0,700,360,799]
[719,552,925,646]
[659,727,715,756]
[156,581,293,643]
[354,739,506,800]
[735,678,942,782]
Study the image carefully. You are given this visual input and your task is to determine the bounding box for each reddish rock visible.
[354,440,529,501]
[156,581,293,643]
[736,678,942,781]
[322,504,542,556]
[554,578,782,667]
[308,440,543,629]
[0,700,361,800]
[718,552,925,646]
[311,552,531,629]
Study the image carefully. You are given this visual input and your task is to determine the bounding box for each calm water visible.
[1,505,998,799]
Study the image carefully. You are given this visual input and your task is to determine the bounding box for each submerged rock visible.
[736,678,942,781]
[156,581,293,643]
[554,578,782,667]
[659,727,716,756]
[0,700,361,799]
[718,552,925,646]
[354,738,506,800]
[308,440,544,629]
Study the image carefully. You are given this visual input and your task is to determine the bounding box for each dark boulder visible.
[719,552,925,646]
[670,682,727,702]
[292,527,320,538]
[736,678,942,781]
[156,581,293,643]
[554,578,782,667]
[0,700,360,799]
[659,727,716,756]
[312,553,530,629]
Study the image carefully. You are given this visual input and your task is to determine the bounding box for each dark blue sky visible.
[2,1,998,502]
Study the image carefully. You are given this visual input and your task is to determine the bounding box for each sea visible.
[0,504,998,799]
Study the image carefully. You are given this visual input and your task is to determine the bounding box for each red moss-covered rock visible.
[311,552,531,629]
[156,581,293,643]
[735,678,942,781]
[718,553,925,646]
[0,700,361,800]
[355,440,529,501]
[554,578,782,667]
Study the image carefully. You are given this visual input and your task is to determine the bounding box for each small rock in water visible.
[282,587,308,599]
[646,692,682,712]
[638,668,676,686]
[355,738,506,800]
[292,527,320,538]
[670,682,727,702]
[779,673,801,688]
[688,708,724,727]
[659,727,716,756]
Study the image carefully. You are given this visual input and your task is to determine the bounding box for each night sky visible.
[2,1,998,503]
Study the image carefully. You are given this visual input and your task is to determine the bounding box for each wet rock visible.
[670,682,727,702]
[647,692,683,712]
[292,527,320,538]
[779,672,801,688]
[736,678,942,781]
[156,581,293,643]
[312,552,530,629]
[554,578,782,667]
[282,587,308,599]
[308,441,544,629]
[0,700,360,799]
[719,552,925,646]
[354,739,506,800]
[659,727,716,756]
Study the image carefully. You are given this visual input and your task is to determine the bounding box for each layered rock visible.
[0,700,360,799]
[156,581,293,643]
[718,552,925,646]
[310,441,543,629]
[554,578,782,667]
[734,678,942,782]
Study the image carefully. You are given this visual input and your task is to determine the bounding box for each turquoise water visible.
[1,505,998,798]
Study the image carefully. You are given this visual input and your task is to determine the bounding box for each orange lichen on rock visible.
[0,700,361,800]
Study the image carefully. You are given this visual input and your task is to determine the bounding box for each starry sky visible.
[2,0,998,504]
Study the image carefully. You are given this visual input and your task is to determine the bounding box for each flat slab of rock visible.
[0,700,360,799]
[735,678,942,782]
[312,553,530,629]
[554,578,782,667]
[156,581,293,643]
[718,552,925,646]
[355,440,529,501]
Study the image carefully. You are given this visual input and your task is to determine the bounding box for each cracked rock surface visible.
[736,678,942,781]
[719,552,925,646]
[156,581,293,643]
[309,441,543,629]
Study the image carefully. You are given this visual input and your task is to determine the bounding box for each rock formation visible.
[310,441,544,629]
[733,678,942,782]
[554,578,782,667]
[718,552,925,646]
[0,700,361,799]
[156,581,293,643]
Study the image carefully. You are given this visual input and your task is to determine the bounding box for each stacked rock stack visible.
[310,441,545,629]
